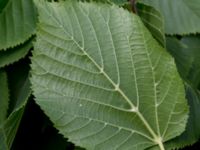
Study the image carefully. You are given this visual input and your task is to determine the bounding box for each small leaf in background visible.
[139,0,200,35]
[31,1,188,150]
[0,38,33,68]
[11,98,72,150]
[166,36,200,89]
[0,0,37,50]
[136,2,165,47]
[165,35,200,149]
[0,59,31,149]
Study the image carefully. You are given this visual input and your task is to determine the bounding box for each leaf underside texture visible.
[31,1,188,150]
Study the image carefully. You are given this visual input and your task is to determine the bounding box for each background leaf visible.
[0,0,37,50]
[166,36,200,88]
[139,0,200,35]
[136,2,165,47]
[32,1,188,150]
[0,60,31,149]
[165,85,200,150]
[164,35,200,149]
[0,38,33,68]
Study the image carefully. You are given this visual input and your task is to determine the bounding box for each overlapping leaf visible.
[0,66,31,149]
[0,0,37,50]
[139,0,200,35]
[31,1,188,150]
[137,2,165,47]
[166,36,200,88]
[165,36,200,149]
[0,38,33,68]
[165,85,200,150]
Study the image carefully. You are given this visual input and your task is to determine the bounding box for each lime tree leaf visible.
[139,0,200,35]
[0,38,33,68]
[31,1,188,150]
[136,2,165,47]
[0,64,31,149]
[166,36,200,88]
[0,0,37,50]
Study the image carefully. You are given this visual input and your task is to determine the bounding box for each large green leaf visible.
[0,64,31,149]
[139,0,200,35]
[0,38,33,68]
[31,1,188,150]
[0,0,37,50]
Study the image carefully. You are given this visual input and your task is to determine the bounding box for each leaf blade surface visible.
[31,1,188,149]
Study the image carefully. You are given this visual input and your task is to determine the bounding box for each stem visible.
[157,139,165,150]
[130,0,138,14]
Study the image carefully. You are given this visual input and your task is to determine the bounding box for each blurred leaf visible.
[137,2,165,47]
[139,0,200,35]
[0,0,8,12]
[166,36,200,88]
[0,38,33,68]
[165,35,200,149]
[0,0,37,50]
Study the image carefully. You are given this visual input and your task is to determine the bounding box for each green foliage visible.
[31,1,188,150]
[0,38,33,68]
[0,0,200,149]
[139,0,200,35]
[0,67,31,149]
[165,85,200,149]
[136,2,165,47]
[164,36,200,149]
[167,36,200,88]
[0,0,37,50]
